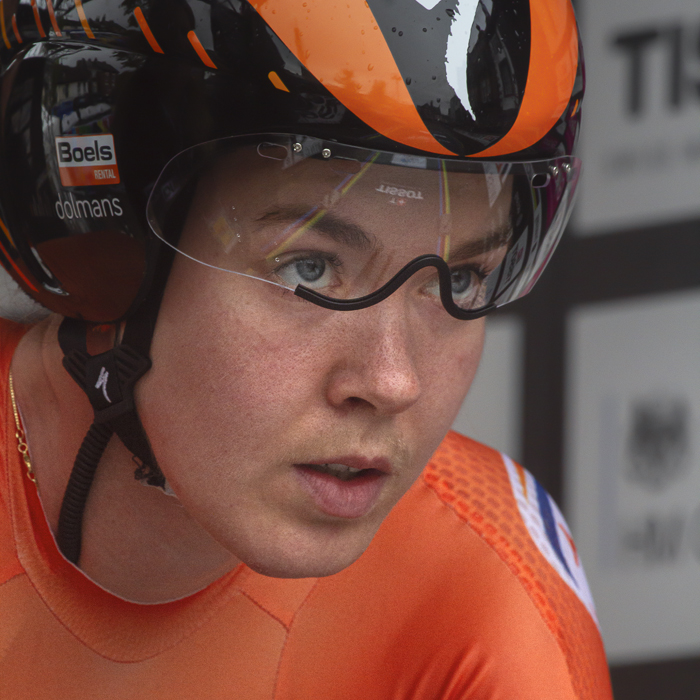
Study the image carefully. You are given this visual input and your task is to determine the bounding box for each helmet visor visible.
[147,135,580,319]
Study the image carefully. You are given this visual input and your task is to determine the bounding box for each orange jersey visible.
[0,319,612,699]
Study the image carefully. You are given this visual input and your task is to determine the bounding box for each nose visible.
[324,296,422,416]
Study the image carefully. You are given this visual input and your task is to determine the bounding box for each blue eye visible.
[275,253,340,290]
[423,266,481,307]
[450,268,474,296]
[294,258,326,282]
[441,266,488,308]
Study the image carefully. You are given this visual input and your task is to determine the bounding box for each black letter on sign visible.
[612,29,661,115]
[58,142,72,163]
[666,26,683,109]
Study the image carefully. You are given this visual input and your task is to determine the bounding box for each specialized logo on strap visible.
[502,453,599,626]
[95,366,111,403]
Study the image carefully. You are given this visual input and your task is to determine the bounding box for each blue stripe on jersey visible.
[535,480,574,582]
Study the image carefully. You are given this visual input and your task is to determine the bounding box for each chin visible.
[243,557,356,580]
[233,521,379,580]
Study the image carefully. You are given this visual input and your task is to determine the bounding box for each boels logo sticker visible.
[55,134,120,187]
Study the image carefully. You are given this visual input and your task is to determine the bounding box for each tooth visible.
[329,464,361,473]
[309,463,363,480]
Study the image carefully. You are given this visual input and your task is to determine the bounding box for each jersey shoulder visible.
[421,430,610,700]
[424,430,597,620]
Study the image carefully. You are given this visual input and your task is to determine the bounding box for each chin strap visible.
[56,246,175,565]
[57,319,156,563]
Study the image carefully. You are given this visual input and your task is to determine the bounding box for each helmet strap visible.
[55,244,175,565]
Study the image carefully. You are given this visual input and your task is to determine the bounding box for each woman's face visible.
[136,153,508,578]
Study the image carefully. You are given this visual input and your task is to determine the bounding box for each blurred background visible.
[0,0,697,696]
[455,0,700,696]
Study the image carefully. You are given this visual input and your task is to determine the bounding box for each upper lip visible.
[296,456,393,475]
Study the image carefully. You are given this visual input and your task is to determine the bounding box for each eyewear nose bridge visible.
[294,254,495,321]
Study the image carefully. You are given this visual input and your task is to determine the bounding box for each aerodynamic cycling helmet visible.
[0,0,584,563]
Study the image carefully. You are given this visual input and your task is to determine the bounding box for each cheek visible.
[455,324,485,389]
[405,319,485,473]
[137,261,336,478]
[424,319,485,414]
[142,315,305,460]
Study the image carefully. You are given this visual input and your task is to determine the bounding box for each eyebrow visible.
[255,206,376,251]
[256,205,512,260]
[448,225,513,261]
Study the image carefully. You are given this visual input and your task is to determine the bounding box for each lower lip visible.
[293,465,388,519]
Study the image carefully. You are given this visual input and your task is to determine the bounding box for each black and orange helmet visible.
[0,0,583,323]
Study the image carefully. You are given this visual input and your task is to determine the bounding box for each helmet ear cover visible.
[0,43,149,322]
[0,39,216,323]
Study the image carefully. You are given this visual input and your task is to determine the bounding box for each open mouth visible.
[300,463,382,482]
[293,462,390,518]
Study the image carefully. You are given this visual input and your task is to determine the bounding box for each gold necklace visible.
[8,372,36,483]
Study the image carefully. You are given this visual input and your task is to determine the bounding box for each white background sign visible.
[574,0,700,234]
[566,290,700,663]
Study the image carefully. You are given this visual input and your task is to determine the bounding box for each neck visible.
[10,316,239,603]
